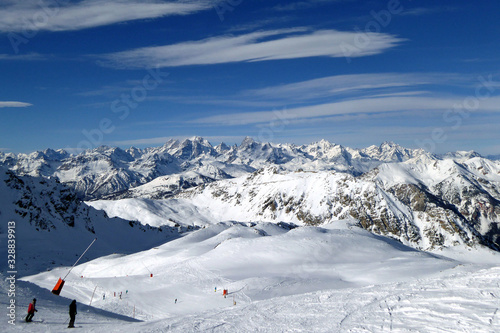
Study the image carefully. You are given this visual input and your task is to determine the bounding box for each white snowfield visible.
[0,137,455,201]
[3,220,499,332]
[1,139,500,332]
[88,157,500,251]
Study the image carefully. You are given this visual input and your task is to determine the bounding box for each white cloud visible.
[400,6,455,16]
[0,0,215,33]
[0,53,47,61]
[242,73,458,102]
[191,96,500,126]
[100,28,405,68]
[0,101,32,108]
[272,0,344,12]
[143,72,469,109]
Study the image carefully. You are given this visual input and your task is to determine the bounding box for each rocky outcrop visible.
[178,163,500,251]
[0,138,430,200]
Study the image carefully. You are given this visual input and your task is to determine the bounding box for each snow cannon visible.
[51,278,65,295]
[51,238,97,296]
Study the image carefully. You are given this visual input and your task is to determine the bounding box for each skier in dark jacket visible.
[68,300,77,328]
[25,298,37,322]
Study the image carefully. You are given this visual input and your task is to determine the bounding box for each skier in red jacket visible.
[25,298,37,322]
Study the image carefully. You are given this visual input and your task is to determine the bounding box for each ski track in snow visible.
[155,266,500,333]
[2,140,500,332]
[2,221,500,332]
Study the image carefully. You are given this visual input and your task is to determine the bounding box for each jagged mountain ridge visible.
[102,170,217,200]
[89,155,500,251]
[173,157,500,250]
[2,137,499,253]
[0,166,178,275]
[0,137,430,200]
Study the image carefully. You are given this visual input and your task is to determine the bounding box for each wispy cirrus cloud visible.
[191,95,500,126]
[0,53,48,61]
[0,101,32,108]
[271,0,350,12]
[400,6,457,16]
[99,28,405,68]
[241,72,461,102]
[0,0,216,33]
[155,72,467,109]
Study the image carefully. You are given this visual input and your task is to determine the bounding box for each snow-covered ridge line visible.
[90,157,500,252]
[0,136,487,200]
[3,136,500,252]
[11,221,500,332]
[0,166,179,276]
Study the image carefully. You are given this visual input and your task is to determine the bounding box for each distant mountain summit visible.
[0,166,176,275]
[0,138,490,201]
[166,158,500,251]
[2,137,499,253]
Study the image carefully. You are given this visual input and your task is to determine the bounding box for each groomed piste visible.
[3,220,499,332]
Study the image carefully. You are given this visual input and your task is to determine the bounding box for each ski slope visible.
[4,220,499,332]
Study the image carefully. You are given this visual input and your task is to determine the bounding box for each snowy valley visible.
[1,137,500,332]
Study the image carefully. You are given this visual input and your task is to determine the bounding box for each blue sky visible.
[1,0,499,154]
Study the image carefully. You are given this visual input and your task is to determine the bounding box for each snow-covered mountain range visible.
[1,138,500,332]
[0,166,178,276]
[2,137,500,253]
[89,157,500,251]
[0,137,427,200]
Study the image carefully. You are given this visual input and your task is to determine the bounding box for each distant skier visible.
[25,298,37,322]
[103,293,105,300]
[215,287,217,292]
[68,300,77,328]
[175,298,177,304]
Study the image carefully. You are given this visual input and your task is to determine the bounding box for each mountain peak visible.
[163,138,180,149]
[241,136,255,144]
[443,150,482,160]
[2,137,494,201]
[181,136,206,144]
[312,139,335,147]
[240,136,258,149]
[379,141,399,149]
[181,136,212,147]
[172,136,215,160]
[359,141,423,163]
[215,142,230,153]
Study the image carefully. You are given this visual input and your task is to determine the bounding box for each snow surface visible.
[2,139,500,332]
[88,170,366,228]
[0,138,431,200]
[0,167,178,277]
[87,162,500,251]
[2,220,500,332]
